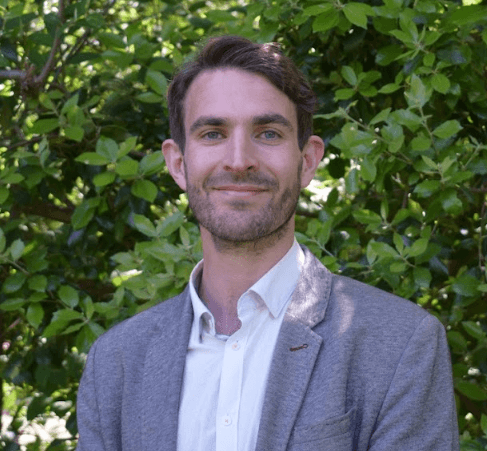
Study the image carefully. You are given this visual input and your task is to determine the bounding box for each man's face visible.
[176,68,309,243]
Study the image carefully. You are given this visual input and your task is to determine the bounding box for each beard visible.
[185,160,302,249]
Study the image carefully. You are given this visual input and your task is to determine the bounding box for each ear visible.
[300,135,325,188]
[162,139,187,192]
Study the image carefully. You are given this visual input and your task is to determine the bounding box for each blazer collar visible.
[285,244,332,327]
[256,244,332,451]
[141,286,193,451]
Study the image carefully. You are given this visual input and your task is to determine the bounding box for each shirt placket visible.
[215,299,258,451]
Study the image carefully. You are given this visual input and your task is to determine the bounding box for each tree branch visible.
[0,70,26,80]
[33,0,65,87]
[11,202,74,224]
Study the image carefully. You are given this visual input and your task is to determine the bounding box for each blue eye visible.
[204,131,222,140]
[261,130,280,140]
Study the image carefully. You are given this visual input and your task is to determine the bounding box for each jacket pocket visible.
[287,407,355,451]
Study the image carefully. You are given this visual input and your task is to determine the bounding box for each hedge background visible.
[0,0,486,449]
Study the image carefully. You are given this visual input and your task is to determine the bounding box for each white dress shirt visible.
[177,239,304,451]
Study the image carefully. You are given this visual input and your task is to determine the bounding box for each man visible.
[76,35,459,450]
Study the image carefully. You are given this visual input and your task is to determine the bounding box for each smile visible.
[212,186,267,198]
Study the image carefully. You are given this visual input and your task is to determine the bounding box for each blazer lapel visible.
[256,246,332,451]
[141,286,193,451]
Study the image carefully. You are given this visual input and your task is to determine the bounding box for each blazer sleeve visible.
[75,337,122,451]
[368,314,459,451]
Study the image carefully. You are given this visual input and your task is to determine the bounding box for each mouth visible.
[212,185,268,197]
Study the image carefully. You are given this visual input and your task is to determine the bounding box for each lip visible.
[213,185,267,192]
[212,185,267,197]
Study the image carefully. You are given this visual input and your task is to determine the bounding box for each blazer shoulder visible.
[90,286,191,355]
[325,273,440,339]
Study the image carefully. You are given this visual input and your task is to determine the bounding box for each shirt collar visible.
[188,238,304,338]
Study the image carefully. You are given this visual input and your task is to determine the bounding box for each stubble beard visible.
[185,163,302,253]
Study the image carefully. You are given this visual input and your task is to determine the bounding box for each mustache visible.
[204,173,278,190]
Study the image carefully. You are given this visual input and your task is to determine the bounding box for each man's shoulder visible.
[326,272,441,338]
[92,286,190,352]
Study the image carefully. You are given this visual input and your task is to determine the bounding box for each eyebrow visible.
[189,116,227,135]
[188,113,294,135]
[252,113,294,131]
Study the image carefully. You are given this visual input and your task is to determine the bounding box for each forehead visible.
[183,68,297,130]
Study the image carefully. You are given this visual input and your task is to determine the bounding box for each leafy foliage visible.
[0,0,486,449]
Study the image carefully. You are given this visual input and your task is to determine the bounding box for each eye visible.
[202,131,224,140]
[259,130,281,140]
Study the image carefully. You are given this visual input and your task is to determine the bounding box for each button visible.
[222,415,232,426]
[231,342,240,351]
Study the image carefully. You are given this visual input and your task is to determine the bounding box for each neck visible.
[197,220,295,334]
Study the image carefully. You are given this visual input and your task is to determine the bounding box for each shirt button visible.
[231,342,240,351]
[222,415,232,426]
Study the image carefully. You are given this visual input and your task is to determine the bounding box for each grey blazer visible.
[76,245,459,450]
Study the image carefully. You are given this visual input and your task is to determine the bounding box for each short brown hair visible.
[167,35,316,152]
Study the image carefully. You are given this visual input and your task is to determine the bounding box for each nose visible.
[222,129,259,173]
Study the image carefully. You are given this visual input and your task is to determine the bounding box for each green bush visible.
[0,0,486,449]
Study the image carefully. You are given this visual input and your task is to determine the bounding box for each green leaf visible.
[132,179,158,203]
[303,4,333,16]
[98,32,125,49]
[390,262,407,273]
[452,274,480,297]
[455,381,487,401]
[59,285,79,308]
[136,92,164,103]
[132,214,157,237]
[432,120,462,139]
[341,66,357,85]
[139,152,165,175]
[28,275,48,292]
[102,49,133,68]
[30,118,60,134]
[423,53,435,67]
[393,233,404,253]
[481,414,487,436]
[360,157,376,182]
[93,171,116,187]
[431,73,450,94]
[3,272,27,293]
[345,168,359,194]
[407,238,428,257]
[64,125,84,142]
[353,209,382,226]
[368,241,399,262]
[96,136,119,162]
[370,108,391,125]
[27,304,44,329]
[440,189,462,214]
[414,267,432,288]
[43,309,85,337]
[0,186,9,203]
[115,159,139,177]
[405,75,431,108]
[378,83,400,94]
[0,298,26,311]
[462,321,485,341]
[411,136,431,151]
[447,331,467,353]
[343,3,368,29]
[145,70,167,95]
[71,198,100,230]
[10,238,24,260]
[414,180,441,197]
[313,8,339,33]
[75,152,110,166]
[61,93,79,115]
[335,88,355,100]
[157,211,184,237]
